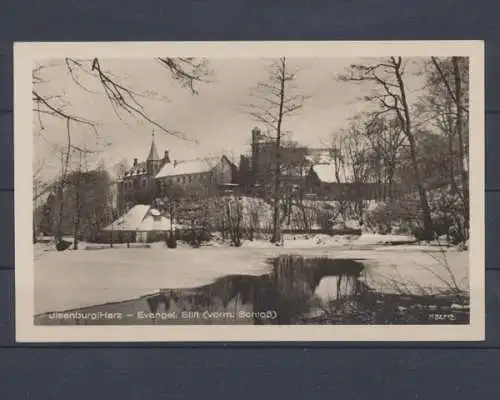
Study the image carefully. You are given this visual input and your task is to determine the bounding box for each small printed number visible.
[429,314,456,321]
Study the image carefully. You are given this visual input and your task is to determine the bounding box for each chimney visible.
[133,158,138,166]
[173,160,178,167]
[163,150,170,164]
[251,126,261,144]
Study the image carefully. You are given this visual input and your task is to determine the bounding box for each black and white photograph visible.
[15,41,484,342]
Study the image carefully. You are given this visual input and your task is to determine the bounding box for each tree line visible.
[335,57,469,243]
[34,56,470,248]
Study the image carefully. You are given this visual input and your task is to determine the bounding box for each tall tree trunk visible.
[55,118,72,244]
[73,158,83,250]
[169,206,174,237]
[298,186,310,231]
[432,56,469,240]
[452,57,469,237]
[393,58,434,240]
[73,175,81,250]
[55,182,64,243]
[406,133,434,239]
[386,159,396,200]
[271,59,286,244]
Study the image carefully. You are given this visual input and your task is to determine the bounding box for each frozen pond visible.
[35,249,470,326]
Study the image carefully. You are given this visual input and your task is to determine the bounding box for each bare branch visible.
[430,57,469,115]
[156,57,211,95]
[32,90,99,136]
[64,58,96,94]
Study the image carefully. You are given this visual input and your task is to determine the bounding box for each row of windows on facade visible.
[122,174,209,191]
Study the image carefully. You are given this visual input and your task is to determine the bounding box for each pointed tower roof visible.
[147,131,160,161]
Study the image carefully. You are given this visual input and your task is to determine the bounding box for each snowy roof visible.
[155,157,220,179]
[103,204,150,231]
[305,148,332,164]
[139,213,186,231]
[311,164,347,183]
[103,204,186,232]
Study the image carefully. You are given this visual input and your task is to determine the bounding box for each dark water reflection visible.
[36,255,470,325]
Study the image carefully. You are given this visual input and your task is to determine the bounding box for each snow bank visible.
[355,233,416,245]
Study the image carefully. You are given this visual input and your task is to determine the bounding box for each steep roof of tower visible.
[146,133,160,161]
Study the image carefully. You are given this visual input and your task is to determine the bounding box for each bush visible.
[166,233,177,248]
[364,201,417,235]
[56,239,72,251]
[427,187,468,244]
[180,230,211,246]
[363,186,468,243]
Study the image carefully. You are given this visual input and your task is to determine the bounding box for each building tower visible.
[250,126,262,183]
[146,131,161,176]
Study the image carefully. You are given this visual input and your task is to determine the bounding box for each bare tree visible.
[33,58,211,247]
[339,57,435,240]
[327,121,374,223]
[72,150,83,249]
[33,58,210,140]
[174,183,217,247]
[33,58,210,175]
[245,197,263,240]
[160,182,185,247]
[54,119,73,244]
[329,136,347,185]
[364,115,406,199]
[111,158,131,179]
[245,58,309,244]
[427,57,470,239]
[342,123,372,218]
[222,195,243,247]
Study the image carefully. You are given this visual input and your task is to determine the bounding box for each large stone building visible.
[117,128,384,212]
[238,126,384,201]
[238,127,311,193]
[117,133,238,211]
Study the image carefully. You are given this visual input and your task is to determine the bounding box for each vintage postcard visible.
[15,41,485,342]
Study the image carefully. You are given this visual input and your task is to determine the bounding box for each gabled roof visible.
[102,204,150,231]
[102,204,186,232]
[155,156,222,179]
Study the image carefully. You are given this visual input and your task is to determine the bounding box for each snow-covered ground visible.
[33,235,469,315]
[239,233,419,249]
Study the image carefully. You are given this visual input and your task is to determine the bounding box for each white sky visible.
[33,57,426,180]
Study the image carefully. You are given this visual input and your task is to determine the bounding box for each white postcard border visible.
[14,41,485,342]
